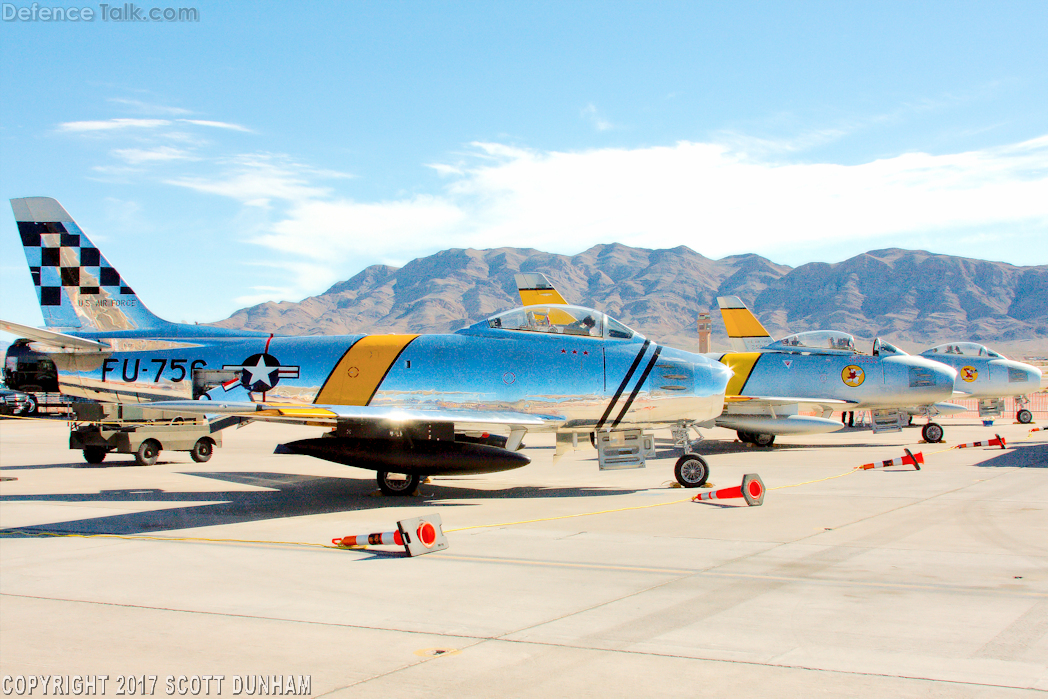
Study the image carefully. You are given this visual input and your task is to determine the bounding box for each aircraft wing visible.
[724,395,855,407]
[0,319,109,351]
[149,399,565,432]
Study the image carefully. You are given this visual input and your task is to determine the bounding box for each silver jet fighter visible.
[920,342,1042,425]
[514,277,959,446]
[3,197,731,493]
[717,296,961,443]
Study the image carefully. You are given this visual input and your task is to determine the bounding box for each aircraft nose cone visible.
[711,358,733,389]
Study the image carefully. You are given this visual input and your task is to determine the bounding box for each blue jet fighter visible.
[2,197,731,494]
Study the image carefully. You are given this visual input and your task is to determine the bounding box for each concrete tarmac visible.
[1,416,1046,697]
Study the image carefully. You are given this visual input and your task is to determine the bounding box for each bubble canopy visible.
[482,305,638,340]
[764,331,857,354]
[923,342,1005,359]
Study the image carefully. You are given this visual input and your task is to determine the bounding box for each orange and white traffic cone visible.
[332,514,448,556]
[953,434,1006,450]
[692,474,765,506]
[858,449,923,470]
[1030,427,1044,434]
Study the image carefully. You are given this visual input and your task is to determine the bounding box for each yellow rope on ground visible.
[8,529,339,549]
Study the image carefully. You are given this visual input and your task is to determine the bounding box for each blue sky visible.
[2,1,1046,328]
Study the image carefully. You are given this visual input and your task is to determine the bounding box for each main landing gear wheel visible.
[1017,409,1033,424]
[674,454,709,488]
[135,439,160,466]
[190,437,214,463]
[922,422,944,444]
[83,446,107,464]
[377,471,421,496]
[737,431,774,447]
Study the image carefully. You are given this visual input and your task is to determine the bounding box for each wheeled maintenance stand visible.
[69,403,234,466]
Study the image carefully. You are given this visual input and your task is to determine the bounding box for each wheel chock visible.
[692,474,765,506]
[332,513,448,556]
[858,448,923,471]
[953,434,1006,450]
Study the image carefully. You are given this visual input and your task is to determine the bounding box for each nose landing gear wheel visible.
[674,454,709,488]
[1017,409,1033,424]
[377,471,421,496]
[922,422,944,444]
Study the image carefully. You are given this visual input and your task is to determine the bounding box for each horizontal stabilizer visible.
[0,318,109,350]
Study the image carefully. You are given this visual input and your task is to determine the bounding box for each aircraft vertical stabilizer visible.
[11,197,175,333]
[717,296,774,352]
[515,273,568,306]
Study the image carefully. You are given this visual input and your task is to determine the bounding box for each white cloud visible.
[178,119,253,133]
[581,104,613,132]
[59,118,172,132]
[107,98,193,116]
[165,153,338,205]
[111,146,197,164]
[250,134,1048,286]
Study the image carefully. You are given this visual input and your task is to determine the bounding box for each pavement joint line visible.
[2,592,1041,693]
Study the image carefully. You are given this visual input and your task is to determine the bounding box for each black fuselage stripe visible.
[737,353,763,395]
[596,339,651,429]
[611,346,663,429]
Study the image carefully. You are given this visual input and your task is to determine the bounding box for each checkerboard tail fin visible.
[11,197,171,332]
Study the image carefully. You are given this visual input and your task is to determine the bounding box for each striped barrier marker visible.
[1030,427,1045,434]
[692,474,765,506]
[332,513,448,556]
[858,448,923,471]
[953,434,1006,450]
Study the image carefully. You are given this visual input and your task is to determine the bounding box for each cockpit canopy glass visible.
[925,342,1004,359]
[872,338,908,356]
[764,331,857,353]
[486,305,636,340]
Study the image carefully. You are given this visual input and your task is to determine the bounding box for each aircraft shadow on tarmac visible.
[974,442,1048,468]
[0,471,644,539]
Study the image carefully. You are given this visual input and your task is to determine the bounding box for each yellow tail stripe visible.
[315,335,418,406]
[519,288,568,306]
[720,308,771,338]
[719,352,762,396]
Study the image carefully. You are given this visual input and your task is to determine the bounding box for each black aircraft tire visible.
[922,422,944,444]
[753,433,775,447]
[674,454,709,488]
[377,471,421,496]
[83,446,107,464]
[736,430,755,444]
[190,438,214,463]
[1017,409,1033,424]
[135,439,160,466]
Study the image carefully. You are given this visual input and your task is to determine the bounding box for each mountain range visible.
[210,245,1048,357]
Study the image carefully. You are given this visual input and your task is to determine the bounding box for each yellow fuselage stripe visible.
[720,308,771,338]
[718,352,762,396]
[315,335,419,406]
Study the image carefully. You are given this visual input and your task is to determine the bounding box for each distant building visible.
[697,311,712,353]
